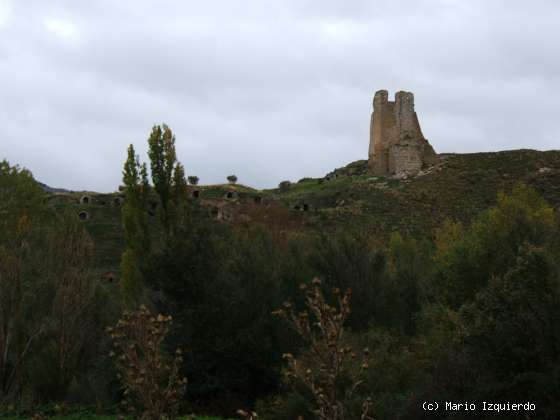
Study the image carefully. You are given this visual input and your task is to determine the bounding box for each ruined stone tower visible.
[368,90,437,176]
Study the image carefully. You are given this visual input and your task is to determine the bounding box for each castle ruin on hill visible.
[368,90,437,176]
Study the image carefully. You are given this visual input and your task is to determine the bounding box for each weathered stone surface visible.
[368,90,437,176]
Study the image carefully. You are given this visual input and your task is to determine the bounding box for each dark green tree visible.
[146,223,302,412]
[309,230,387,330]
[278,180,291,191]
[412,184,560,419]
[148,124,177,232]
[168,163,190,240]
[460,244,560,418]
[386,233,434,335]
[431,183,557,308]
[120,144,150,306]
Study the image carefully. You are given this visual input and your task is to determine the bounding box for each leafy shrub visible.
[278,180,292,191]
[432,183,558,308]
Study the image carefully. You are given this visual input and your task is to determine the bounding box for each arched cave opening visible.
[103,272,117,283]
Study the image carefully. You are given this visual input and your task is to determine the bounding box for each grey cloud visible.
[0,0,558,192]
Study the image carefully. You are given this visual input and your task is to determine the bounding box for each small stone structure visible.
[368,90,437,176]
[211,206,233,221]
[209,200,235,222]
[78,211,90,221]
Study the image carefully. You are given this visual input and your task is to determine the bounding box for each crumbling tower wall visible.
[368,90,436,176]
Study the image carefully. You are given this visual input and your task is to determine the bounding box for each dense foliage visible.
[1,137,560,419]
[0,161,113,409]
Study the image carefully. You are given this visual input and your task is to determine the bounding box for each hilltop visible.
[273,149,560,236]
[43,149,560,279]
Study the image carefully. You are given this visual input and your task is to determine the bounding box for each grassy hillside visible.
[45,149,560,276]
[271,149,560,237]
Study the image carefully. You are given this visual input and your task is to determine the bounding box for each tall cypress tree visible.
[148,124,177,233]
[120,144,150,306]
[169,162,190,239]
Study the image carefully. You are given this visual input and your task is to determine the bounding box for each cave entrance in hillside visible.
[113,197,123,207]
[254,196,262,205]
[226,192,234,199]
[102,272,117,283]
[192,190,200,199]
[80,195,91,205]
[78,211,90,221]
[303,204,309,211]
[293,205,301,211]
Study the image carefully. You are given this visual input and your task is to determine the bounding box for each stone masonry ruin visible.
[368,90,437,176]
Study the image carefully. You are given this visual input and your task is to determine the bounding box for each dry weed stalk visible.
[237,409,259,419]
[273,278,374,420]
[107,305,187,420]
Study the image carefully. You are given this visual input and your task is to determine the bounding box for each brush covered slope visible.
[45,149,560,277]
[272,149,560,236]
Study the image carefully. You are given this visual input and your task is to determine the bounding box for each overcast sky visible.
[1,0,559,191]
